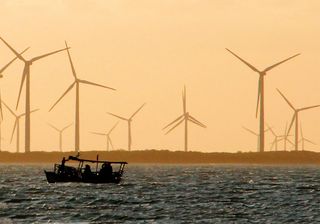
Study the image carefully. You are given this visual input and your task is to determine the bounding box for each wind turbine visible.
[163,87,206,152]
[226,48,300,152]
[267,125,286,151]
[0,49,29,151]
[275,123,294,151]
[90,122,119,151]
[1,100,38,153]
[277,89,320,151]
[49,42,115,152]
[0,37,69,153]
[242,126,269,152]
[108,104,145,151]
[48,123,73,152]
[299,122,316,151]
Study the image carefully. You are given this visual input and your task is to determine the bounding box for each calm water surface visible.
[0,164,320,223]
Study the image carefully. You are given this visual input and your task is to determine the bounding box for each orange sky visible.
[1,0,320,152]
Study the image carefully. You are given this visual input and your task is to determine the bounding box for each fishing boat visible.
[44,155,127,184]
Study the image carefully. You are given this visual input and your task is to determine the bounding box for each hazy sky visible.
[1,0,320,152]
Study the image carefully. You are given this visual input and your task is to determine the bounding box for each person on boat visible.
[83,164,93,179]
[58,157,68,174]
[100,162,113,178]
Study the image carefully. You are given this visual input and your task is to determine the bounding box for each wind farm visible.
[3,2,320,223]
[49,42,115,153]
[276,89,320,151]
[226,48,300,153]
[0,4,319,158]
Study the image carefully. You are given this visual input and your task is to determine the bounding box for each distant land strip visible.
[1,150,320,164]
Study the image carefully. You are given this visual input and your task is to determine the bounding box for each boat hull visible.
[44,171,122,184]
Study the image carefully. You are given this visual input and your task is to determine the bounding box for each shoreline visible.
[0,150,320,165]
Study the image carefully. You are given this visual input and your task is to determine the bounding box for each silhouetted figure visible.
[100,162,113,178]
[59,157,67,174]
[83,164,92,180]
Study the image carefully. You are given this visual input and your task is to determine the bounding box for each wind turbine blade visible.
[64,41,77,78]
[242,126,258,136]
[30,109,39,114]
[49,82,75,112]
[256,77,261,118]
[130,103,146,119]
[305,139,316,145]
[108,122,119,135]
[0,47,29,75]
[47,123,60,132]
[276,88,295,110]
[107,112,128,121]
[225,48,260,73]
[165,117,185,135]
[78,79,116,91]
[266,124,276,136]
[91,132,107,136]
[263,53,300,72]
[62,123,73,131]
[183,86,186,114]
[287,138,295,146]
[1,100,16,117]
[188,115,207,128]
[163,114,184,130]
[188,117,206,128]
[270,139,276,150]
[284,122,288,136]
[20,109,39,117]
[30,47,69,63]
[287,114,296,135]
[10,120,17,143]
[300,122,303,138]
[0,37,27,62]
[15,66,27,109]
[299,105,320,111]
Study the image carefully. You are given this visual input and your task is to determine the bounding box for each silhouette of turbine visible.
[299,122,316,151]
[1,100,38,153]
[163,86,206,152]
[226,48,300,152]
[108,104,145,151]
[277,89,320,151]
[275,123,294,151]
[0,48,29,151]
[242,126,269,152]
[90,122,119,151]
[0,37,68,153]
[48,123,73,152]
[49,41,115,152]
[267,124,286,151]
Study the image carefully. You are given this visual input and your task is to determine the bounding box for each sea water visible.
[0,164,320,223]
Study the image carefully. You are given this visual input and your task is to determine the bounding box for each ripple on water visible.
[1,164,320,223]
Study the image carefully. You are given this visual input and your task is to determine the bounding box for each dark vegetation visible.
[0,150,320,164]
